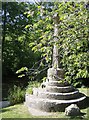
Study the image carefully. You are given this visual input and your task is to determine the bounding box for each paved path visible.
[0,101,10,108]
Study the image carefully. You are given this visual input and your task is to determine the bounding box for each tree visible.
[26,1,89,86]
[2,2,40,80]
[2,1,89,86]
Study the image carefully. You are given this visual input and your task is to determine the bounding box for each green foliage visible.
[8,85,25,105]
[58,79,67,84]
[26,87,33,94]
[26,2,89,86]
[59,2,89,85]
[16,67,28,78]
[2,2,41,78]
[2,1,89,86]
[42,77,47,81]
[26,81,41,94]
[16,67,28,74]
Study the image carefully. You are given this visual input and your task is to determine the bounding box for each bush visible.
[26,81,41,94]
[8,85,25,105]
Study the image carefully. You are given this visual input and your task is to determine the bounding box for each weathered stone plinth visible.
[25,68,86,112]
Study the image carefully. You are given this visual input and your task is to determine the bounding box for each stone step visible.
[45,85,75,93]
[45,81,70,87]
[37,90,80,100]
[48,77,63,81]
[25,93,86,112]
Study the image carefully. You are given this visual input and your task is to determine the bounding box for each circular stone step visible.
[37,90,79,100]
[25,93,86,112]
[45,85,75,93]
[46,81,70,87]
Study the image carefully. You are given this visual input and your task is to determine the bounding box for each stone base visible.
[24,103,53,116]
[25,67,87,113]
[25,93,86,112]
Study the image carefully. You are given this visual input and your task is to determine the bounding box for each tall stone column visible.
[47,13,64,81]
[52,13,60,69]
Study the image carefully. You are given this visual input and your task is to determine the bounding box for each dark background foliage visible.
[2,2,89,88]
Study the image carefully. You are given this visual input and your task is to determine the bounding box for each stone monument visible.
[25,13,86,112]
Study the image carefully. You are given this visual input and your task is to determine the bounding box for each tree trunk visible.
[2,3,7,52]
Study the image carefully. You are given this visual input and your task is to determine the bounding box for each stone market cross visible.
[25,13,86,113]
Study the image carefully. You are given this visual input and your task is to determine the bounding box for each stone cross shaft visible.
[52,13,60,68]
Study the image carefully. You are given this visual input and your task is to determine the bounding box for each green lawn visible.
[1,88,89,119]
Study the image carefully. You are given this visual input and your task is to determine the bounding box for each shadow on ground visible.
[1,108,11,113]
[83,96,89,108]
[77,94,89,110]
[68,111,87,120]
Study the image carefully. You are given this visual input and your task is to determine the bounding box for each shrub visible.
[8,85,25,105]
[26,87,33,94]
[26,81,41,94]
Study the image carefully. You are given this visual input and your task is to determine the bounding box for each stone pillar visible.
[47,13,65,81]
[52,13,60,69]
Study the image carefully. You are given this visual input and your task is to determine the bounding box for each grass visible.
[1,88,89,119]
[1,104,33,118]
